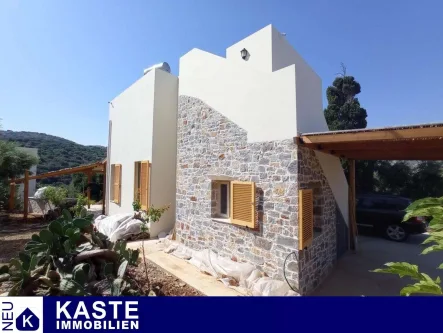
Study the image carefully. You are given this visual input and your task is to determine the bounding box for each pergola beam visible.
[13,162,104,183]
[331,150,443,161]
[300,138,443,151]
[298,125,443,144]
[9,160,106,220]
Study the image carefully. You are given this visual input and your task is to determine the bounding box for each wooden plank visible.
[113,164,121,204]
[8,181,16,212]
[301,138,443,151]
[337,150,443,161]
[140,161,149,210]
[133,162,139,204]
[299,126,443,144]
[14,162,104,183]
[230,181,255,228]
[24,170,29,221]
[298,189,314,250]
[348,160,357,251]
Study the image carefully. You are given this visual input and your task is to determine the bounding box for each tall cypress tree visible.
[324,66,368,131]
[324,66,372,193]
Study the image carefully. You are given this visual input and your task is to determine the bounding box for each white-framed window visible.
[210,179,256,228]
[211,181,229,220]
[218,181,230,218]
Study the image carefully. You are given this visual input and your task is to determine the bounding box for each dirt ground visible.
[130,261,204,296]
[0,213,48,264]
[0,212,203,296]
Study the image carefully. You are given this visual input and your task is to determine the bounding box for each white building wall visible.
[150,70,178,236]
[226,25,274,73]
[270,27,349,224]
[275,31,349,224]
[108,70,155,216]
[179,49,297,143]
[107,68,178,237]
[179,24,349,224]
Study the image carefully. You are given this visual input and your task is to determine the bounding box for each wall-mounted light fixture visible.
[240,48,249,60]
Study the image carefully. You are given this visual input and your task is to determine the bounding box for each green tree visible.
[373,197,443,295]
[407,162,443,199]
[324,65,368,131]
[71,173,88,194]
[375,161,412,196]
[0,141,38,180]
[0,132,39,209]
[324,65,371,193]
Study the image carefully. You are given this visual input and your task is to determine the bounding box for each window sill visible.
[211,217,231,224]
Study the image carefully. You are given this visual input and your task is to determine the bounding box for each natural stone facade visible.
[176,96,338,294]
[297,147,337,293]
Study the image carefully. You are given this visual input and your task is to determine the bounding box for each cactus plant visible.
[0,209,140,296]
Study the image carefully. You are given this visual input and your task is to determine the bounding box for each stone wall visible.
[297,147,337,294]
[176,96,337,294]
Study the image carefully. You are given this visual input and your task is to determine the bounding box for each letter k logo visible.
[16,308,39,331]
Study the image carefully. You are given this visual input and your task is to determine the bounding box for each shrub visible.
[132,200,141,212]
[71,194,88,218]
[43,186,68,209]
[373,197,443,295]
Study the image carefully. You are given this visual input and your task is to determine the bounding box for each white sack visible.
[94,214,144,242]
[34,187,47,199]
[163,240,299,296]
[250,277,291,296]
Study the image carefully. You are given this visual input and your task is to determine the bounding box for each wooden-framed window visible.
[111,164,122,204]
[211,180,256,228]
[134,161,150,210]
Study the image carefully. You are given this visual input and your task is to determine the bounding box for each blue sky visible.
[1,0,442,146]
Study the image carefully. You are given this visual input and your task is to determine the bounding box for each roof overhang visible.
[295,123,443,160]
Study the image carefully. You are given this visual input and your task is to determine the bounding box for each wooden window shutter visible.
[140,161,150,210]
[230,181,256,228]
[113,164,122,204]
[298,189,314,250]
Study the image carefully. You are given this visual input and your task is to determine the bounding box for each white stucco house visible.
[106,67,178,238]
[106,24,349,294]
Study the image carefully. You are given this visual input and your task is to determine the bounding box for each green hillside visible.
[0,130,106,186]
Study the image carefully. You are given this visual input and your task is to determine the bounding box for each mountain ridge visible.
[0,130,107,185]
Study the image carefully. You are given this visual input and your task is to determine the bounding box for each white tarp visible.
[94,214,145,242]
[34,187,47,199]
[162,239,298,296]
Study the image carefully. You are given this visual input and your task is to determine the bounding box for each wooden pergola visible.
[9,160,107,220]
[295,122,443,250]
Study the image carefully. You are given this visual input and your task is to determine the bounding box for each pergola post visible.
[8,180,16,212]
[87,172,92,209]
[348,159,357,251]
[24,170,29,221]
